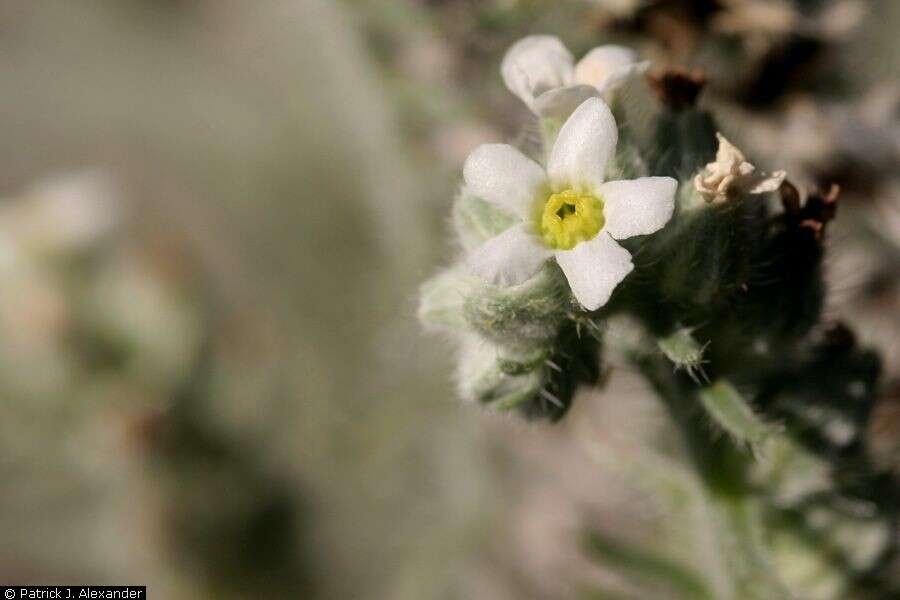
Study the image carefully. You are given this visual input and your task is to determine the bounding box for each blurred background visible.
[0,1,896,598]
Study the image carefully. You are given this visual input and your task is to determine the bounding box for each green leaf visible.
[583,530,714,600]
[698,380,775,456]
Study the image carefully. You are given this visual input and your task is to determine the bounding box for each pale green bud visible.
[456,334,543,410]
[417,268,477,331]
[657,327,707,379]
[463,263,572,345]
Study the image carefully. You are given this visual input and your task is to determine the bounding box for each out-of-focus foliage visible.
[0,2,497,599]
[0,0,897,599]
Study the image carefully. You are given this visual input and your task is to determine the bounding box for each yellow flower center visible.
[538,189,604,250]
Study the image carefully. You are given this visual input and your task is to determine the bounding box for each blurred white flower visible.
[815,0,868,41]
[0,170,120,258]
[714,0,799,38]
[694,133,786,202]
[501,35,649,119]
[464,98,676,310]
[713,0,865,58]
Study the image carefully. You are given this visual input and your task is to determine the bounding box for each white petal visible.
[469,223,552,286]
[501,35,574,111]
[555,232,633,310]
[548,97,618,192]
[574,45,639,89]
[532,85,599,121]
[600,177,677,240]
[463,144,546,219]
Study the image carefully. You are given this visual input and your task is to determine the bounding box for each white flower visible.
[0,170,120,257]
[501,35,650,119]
[464,98,676,311]
[694,133,786,202]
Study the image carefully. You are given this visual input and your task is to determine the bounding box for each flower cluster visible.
[420,20,898,600]
[419,33,838,427]
[421,36,684,418]
[419,31,899,599]
[468,37,678,311]
[465,99,675,310]
[501,36,648,120]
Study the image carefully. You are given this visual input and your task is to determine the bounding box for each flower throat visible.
[539,189,604,250]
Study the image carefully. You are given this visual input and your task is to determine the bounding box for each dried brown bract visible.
[647,67,707,110]
[781,181,840,240]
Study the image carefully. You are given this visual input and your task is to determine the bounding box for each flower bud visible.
[657,327,707,377]
[463,263,572,345]
[455,334,544,409]
[418,268,477,331]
